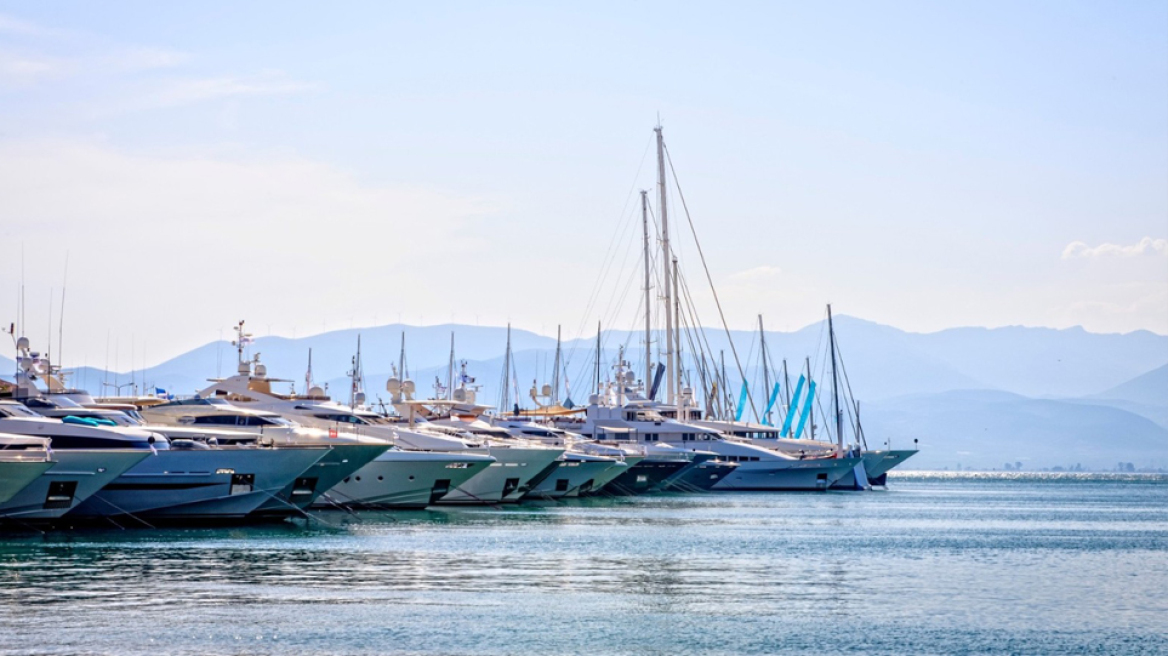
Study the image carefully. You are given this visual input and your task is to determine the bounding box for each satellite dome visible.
[15,336,29,351]
[355,392,367,406]
[386,377,401,394]
[254,363,267,377]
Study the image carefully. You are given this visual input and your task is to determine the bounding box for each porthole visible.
[408,475,415,481]
[378,475,384,481]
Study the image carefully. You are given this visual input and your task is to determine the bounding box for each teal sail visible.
[762,383,781,426]
[794,381,817,439]
[780,375,806,437]
[734,381,749,422]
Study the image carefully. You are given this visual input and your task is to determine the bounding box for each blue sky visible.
[1,1,1165,369]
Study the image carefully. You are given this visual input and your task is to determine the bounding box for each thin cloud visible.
[1061,237,1168,259]
[727,265,783,282]
[0,12,55,36]
[131,74,317,109]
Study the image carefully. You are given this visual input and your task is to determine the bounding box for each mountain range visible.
[3,317,1165,471]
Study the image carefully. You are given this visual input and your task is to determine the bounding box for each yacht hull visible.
[528,457,619,499]
[69,448,327,521]
[438,447,565,505]
[862,449,918,485]
[712,457,861,491]
[660,458,738,492]
[0,461,55,505]
[251,444,390,518]
[582,455,643,495]
[603,458,689,495]
[0,451,150,521]
[320,451,494,509]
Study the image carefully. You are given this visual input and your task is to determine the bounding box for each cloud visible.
[0,13,54,36]
[126,73,317,110]
[726,265,783,282]
[1062,237,1168,259]
[0,53,65,82]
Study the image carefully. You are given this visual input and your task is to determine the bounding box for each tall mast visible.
[500,323,512,412]
[720,350,728,421]
[655,124,675,405]
[673,256,682,406]
[398,332,405,382]
[759,315,771,426]
[782,358,791,418]
[446,332,455,401]
[595,321,602,396]
[350,335,362,408]
[828,305,843,450]
[552,325,562,404]
[805,356,814,439]
[641,189,652,391]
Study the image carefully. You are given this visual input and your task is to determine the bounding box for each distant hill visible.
[864,390,1168,471]
[1090,364,1168,407]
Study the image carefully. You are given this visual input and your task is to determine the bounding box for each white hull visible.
[0,451,150,520]
[528,456,620,499]
[251,444,389,515]
[0,461,54,505]
[712,457,861,491]
[438,446,565,504]
[322,451,494,509]
[71,448,327,520]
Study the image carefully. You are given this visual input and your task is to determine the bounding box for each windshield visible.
[261,415,295,427]
[0,404,43,418]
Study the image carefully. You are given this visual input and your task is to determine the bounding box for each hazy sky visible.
[2,1,1166,371]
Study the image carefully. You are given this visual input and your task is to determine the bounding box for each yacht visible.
[0,401,152,522]
[24,394,386,518]
[188,330,563,505]
[3,339,326,523]
[494,419,626,498]
[558,374,861,491]
[140,393,491,511]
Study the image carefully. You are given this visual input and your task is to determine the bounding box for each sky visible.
[1,0,1166,372]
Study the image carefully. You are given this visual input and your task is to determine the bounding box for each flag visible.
[780,375,806,438]
[762,383,781,426]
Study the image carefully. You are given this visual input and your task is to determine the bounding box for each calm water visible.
[2,473,1166,656]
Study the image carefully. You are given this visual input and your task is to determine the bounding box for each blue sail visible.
[780,375,806,437]
[734,381,749,422]
[762,383,781,426]
[794,381,817,439]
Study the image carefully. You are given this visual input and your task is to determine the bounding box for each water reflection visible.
[1,476,1166,656]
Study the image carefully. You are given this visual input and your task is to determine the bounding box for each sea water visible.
[1,473,1166,655]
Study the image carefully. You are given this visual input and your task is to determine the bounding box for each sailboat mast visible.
[828,305,843,450]
[552,325,562,404]
[641,189,652,390]
[759,315,770,426]
[656,125,675,405]
[805,356,814,439]
[673,256,682,407]
[595,321,602,396]
[782,358,791,418]
[446,332,455,401]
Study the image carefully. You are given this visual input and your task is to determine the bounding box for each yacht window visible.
[314,413,368,425]
[191,415,237,426]
[0,404,41,418]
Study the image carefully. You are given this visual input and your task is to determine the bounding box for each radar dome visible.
[355,392,367,406]
[541,384,552,397]
[386,377,401,394]
[402,379,415,395]
[308,386,326,398]
[15,336,29,351]
[254,363,267,377]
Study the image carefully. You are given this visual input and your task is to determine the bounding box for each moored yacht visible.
[0,401,152,522]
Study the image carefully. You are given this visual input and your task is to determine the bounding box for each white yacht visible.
[24,394,387,518]
[0,401,153,521]
[189,330,564,505]
[560,374,861,491]
[494,419,626,498]
[140,393,492,510]
[3,338,328,523]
